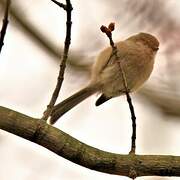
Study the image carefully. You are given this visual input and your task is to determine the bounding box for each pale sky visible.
[0,1,180,180]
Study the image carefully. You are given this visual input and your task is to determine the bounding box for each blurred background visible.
[0,0,180,179]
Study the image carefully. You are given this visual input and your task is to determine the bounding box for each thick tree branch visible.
[0,106,179,178]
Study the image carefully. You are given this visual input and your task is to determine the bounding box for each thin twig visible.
[126,92,136,154]
[116,57,136,154]
[100,23,136,154]
[51,0,67,10]
[0,0,11,53]
[42,0,73,121]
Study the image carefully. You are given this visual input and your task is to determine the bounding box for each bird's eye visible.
[153,47,159,51]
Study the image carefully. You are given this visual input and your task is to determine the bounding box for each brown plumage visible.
[50,32,159,124]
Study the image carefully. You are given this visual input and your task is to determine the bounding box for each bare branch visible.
[100,23,136,154]
[0,105,180,178]
[42,0,73,120]
[51,0,66,10]
[0,0,11,53]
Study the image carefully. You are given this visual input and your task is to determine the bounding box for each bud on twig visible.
[108,22,115,32]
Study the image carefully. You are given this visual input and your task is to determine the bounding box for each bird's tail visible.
[50,84,99,124]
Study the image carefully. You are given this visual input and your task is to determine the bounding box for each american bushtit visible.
[50,32,159,124]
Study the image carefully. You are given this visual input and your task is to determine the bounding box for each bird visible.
[50,32,159,124]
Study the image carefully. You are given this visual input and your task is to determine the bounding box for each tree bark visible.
[0,106,179,178]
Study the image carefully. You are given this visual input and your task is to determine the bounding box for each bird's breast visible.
[99,47,155,97]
